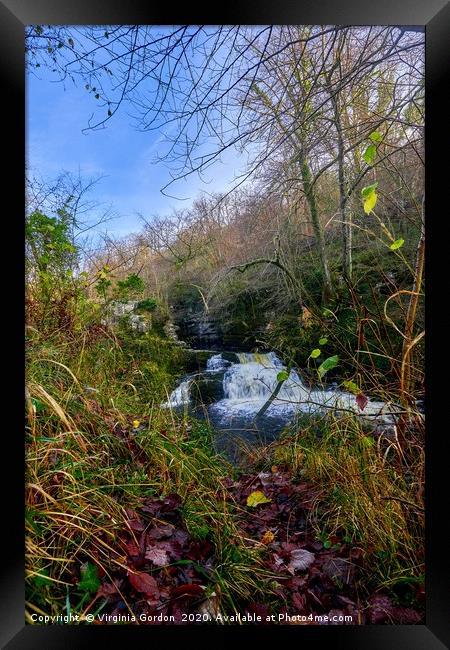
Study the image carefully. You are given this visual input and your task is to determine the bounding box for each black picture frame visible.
[3,0,449,647]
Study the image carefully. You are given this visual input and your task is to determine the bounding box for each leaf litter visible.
[89,464,423,625]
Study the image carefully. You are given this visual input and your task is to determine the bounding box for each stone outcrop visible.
[102,301,148,333]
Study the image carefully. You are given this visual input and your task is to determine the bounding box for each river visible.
[162,351,397,462]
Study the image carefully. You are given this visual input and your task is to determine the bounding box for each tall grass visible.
[238,410,424,593]
[25,326,274,623]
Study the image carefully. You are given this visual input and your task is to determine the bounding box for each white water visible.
[161,378,192,408]
[206,354,229,371]
[209,352,393,424]
[164,351,395,426]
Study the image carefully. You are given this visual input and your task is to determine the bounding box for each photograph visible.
[22,21,428,631]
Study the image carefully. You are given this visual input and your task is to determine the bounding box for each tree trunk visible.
[327,71,352,282]
[335,116,352,282]
[298,151,333,301]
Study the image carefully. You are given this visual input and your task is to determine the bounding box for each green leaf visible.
[390,238,404,251]
[363,144,377,165]
[364,192,377,214]
[318,355,339,379]
[369,131,382,142]
[247,491,271,507]
[361,183,378,214]
[342,380,360,395]
[310,349,321,359]
[323,540,332,549]
[318,337,328,345]
[361,182,378,199]
[78,562,100,594]
[277,370,289,383]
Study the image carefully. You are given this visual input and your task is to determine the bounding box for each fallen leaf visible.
[287,549,315,574]
[171,583,205,598]
[302,307,313,328]
[247,491,271,507]
[322,558,354,586]
[292,591,307,611]
[145,547,170,566]
[128,571,160,600]
[97,582,119,599]
[367,594,394,624]
[272,554,285,571]
[261,531,275,545]
[147,525,174,540]
[125,509,145,532]
[124,539,140,557]
[162,494,182,511]
[391,607,422,624]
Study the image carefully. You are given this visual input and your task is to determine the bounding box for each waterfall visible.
[162,351,394,425]
[161,378,191,408]
[214,352,393,423]
[206,354,229,371]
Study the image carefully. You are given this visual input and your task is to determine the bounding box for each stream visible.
[163,351,397,462]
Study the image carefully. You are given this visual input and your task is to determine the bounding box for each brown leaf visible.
[367,594,394,624]
[171,583,205,598]
[287,549,315,574]
[292,591,307,611]
[261,530,275,545]
[124,539,140,557]
[162,493,182,511]
[145,547,170,567]
[125,509,145,532]
[356,392,368,411]
[96,582,119,599]
[391,607,423,624]
[147,525,174,540]
[128,571,160,600]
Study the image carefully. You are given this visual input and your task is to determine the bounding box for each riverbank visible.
[26,325,425,624]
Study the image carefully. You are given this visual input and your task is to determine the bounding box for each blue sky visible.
[26,44,246,240]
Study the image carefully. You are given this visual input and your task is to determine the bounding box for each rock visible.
[103,301,150,332]
[190,373,226,405]
[221,351,240,364]
[183,349,221,373]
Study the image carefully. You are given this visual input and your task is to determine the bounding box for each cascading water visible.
[161,378,192,408]
[210,352,391,423]
[206,354,230,372]
[164,351,394,425]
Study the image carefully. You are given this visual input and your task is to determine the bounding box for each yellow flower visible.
[132,419,140,429]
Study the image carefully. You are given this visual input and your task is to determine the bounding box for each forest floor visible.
[82,416,425,626]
